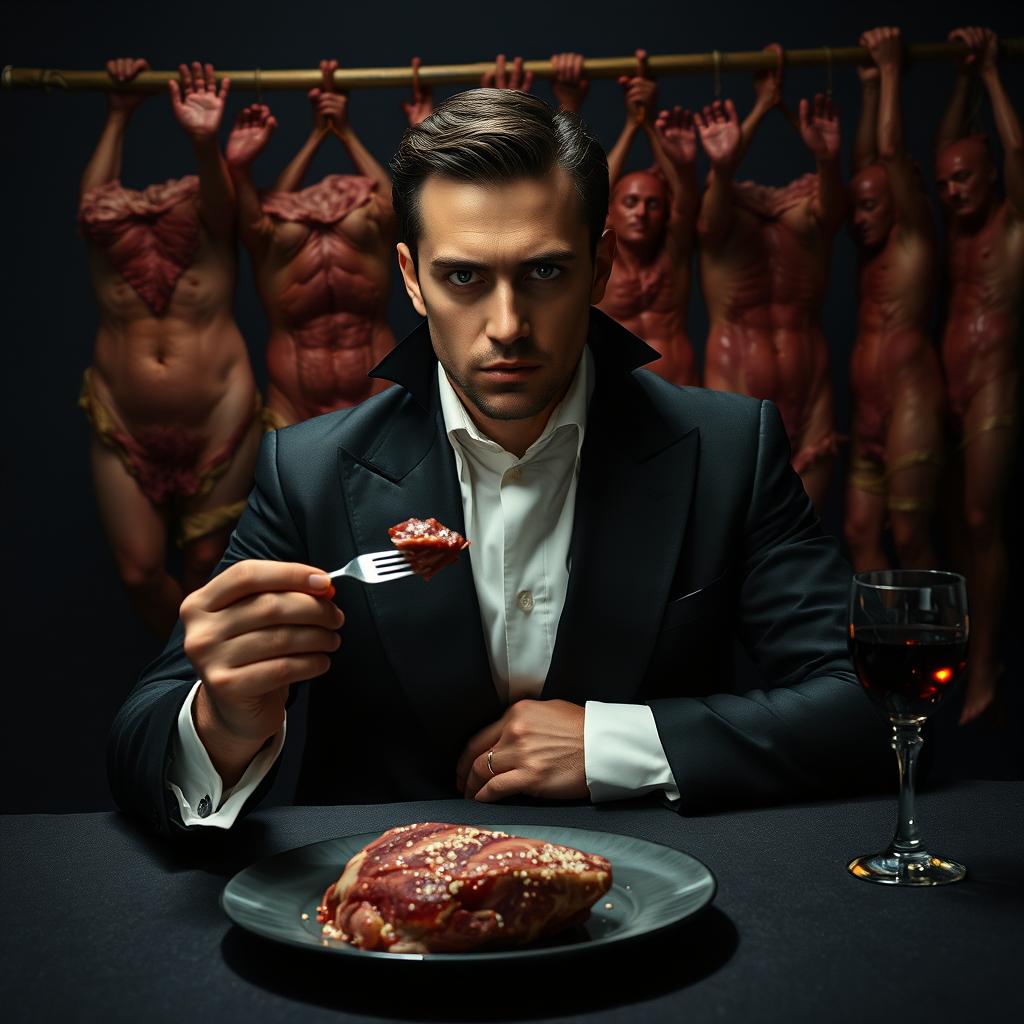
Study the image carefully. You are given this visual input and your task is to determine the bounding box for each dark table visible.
[3,782,1023,1023]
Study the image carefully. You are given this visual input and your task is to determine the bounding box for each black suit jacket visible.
[109,309,888,837]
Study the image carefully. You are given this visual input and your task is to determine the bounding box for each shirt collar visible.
[438,346,594,464]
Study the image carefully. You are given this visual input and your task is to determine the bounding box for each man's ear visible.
[589,228,616,305]
[397,242,427,317]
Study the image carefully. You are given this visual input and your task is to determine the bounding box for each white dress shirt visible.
[167,346,679,827]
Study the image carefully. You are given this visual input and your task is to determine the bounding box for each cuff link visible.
[197,794,212,818]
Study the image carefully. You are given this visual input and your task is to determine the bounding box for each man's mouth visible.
[478,363,541,381]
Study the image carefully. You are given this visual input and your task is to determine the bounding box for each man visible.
[844,27,945,572]
[696,78,845,513]
[226,61,397,428]
[109,88,886,837]
[935,27,1022,724]
[597,50,699,386]
[79,60,262,637]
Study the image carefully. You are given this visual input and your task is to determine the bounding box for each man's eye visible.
[530,265,561,281]
[447,269,479,286]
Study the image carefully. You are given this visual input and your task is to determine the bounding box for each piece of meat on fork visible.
[387,517,470,581]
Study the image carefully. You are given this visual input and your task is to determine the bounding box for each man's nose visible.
[485,283,529,346]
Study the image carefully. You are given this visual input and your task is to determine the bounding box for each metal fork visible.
[327,550,415,584]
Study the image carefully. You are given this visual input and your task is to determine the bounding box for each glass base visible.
[848,850,966,885]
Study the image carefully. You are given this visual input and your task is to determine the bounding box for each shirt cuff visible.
[584,701,680,803]
[165,679,286,829]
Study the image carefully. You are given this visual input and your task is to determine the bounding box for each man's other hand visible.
[456,699,587,803]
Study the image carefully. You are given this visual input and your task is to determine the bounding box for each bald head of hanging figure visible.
[843,27,945,579]
[77,58,263,639]
[226,60,401,429]
[694,44,845,514]
[933,27,1024,725]
[594,49,700,387]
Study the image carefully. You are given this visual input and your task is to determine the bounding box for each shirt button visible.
[197,795,212,818]
[517,590,534,613]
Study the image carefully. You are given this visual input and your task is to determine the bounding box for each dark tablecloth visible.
[3,782,1023,1023]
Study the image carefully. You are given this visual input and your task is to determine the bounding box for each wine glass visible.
[847,569,969,885]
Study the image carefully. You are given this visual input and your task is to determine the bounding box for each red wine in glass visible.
[847,570,968,886]
[850,624,968,720]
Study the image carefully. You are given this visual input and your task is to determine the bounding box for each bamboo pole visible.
[4,38,1023,93]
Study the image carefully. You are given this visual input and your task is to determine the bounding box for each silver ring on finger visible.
[486,749,496,777]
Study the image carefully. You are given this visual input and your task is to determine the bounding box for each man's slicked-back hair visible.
[390,88,609,266]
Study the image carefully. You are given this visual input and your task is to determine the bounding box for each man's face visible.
[607,172,669,248]
[849,166,894,249]
[936,139,995,220]
[397,167,613,440]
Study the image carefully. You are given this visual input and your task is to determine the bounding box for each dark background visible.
[2,0,1021,813]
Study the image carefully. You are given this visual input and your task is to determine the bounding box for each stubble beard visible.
[445,363,562,423]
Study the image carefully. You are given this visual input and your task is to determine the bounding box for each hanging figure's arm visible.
[81,57,150,199]
[274,59,338,193]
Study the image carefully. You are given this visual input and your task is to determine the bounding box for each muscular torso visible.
[851,227,944,449]
[254,183,395,422]
[85,213,255,441]
[701,205,832,442]
[598,236,696,386]
[942,203,1023,419]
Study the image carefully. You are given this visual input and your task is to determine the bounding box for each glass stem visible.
[890,721,923,855]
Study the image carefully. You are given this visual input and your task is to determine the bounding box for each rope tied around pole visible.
[40,68,57,93]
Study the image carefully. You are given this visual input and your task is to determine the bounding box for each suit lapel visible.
[340,340,501,748]
[543,342,699,705]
